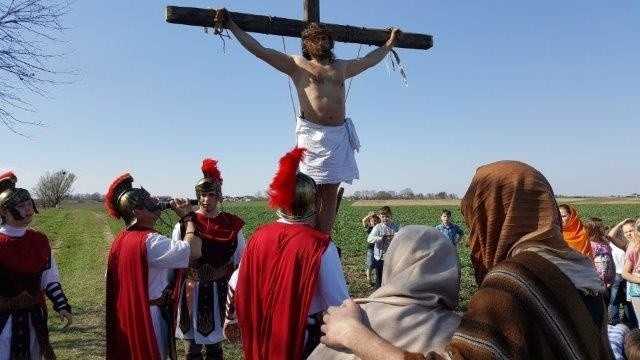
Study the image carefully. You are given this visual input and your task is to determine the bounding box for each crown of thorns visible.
[302,23,333,41]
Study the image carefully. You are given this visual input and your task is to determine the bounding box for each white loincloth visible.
[295,117,360,185]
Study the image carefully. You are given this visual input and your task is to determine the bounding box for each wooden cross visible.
[165,0,432,50]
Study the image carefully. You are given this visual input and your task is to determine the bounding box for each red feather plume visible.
[0,171,17,184]
[201,158,223,184]
[0,171,17,193]
[267,147,306,212]
[105,173,132,219]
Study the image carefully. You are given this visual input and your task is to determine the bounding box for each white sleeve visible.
[316,243,349,307]
[146,233,190,269]
[233,229,246,267]
[228,266,240,292]
[41,251,61,289]
[171,223,182,241]
[226,267,241,321]
[367,224,383,244]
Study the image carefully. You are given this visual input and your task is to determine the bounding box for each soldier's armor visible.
[0,231,55,359]
[179,212,244,337]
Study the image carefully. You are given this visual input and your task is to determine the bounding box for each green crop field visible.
[29,200,640,359]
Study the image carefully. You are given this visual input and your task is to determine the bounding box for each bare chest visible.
[298,64,344,88]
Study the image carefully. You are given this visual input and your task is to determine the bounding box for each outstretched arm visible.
[344,28,401,79]
[216,8,297,75]
[321,299,406,360]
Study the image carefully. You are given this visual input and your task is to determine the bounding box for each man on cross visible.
[214,8,401,235]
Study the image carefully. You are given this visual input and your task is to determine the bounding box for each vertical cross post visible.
[303,0,320,22]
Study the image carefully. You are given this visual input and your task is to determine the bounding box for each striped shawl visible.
[416,251,613,360]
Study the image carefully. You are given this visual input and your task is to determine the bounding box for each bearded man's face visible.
[305,34,334,61]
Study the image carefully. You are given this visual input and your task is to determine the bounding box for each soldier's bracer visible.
[44,282,71,313]
[225,285,236,321]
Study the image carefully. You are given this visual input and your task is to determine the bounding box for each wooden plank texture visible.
[166,6,433,50]
[303,0,320,22]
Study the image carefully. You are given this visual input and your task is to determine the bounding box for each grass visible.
[28,200,640,359]
[32,207,113,359]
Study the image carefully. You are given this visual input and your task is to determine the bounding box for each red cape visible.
[236,222,330,360]
[106,228,160,360]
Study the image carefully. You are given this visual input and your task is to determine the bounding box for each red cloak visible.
[236,222,330,360]
[106,228,160,360]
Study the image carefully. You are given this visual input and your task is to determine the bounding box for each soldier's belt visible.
[186,263,231,282]
[0,291,40,312]
[149,288,173,307]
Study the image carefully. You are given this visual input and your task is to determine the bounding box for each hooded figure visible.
[318,161,614,360]
[444,160,611,359]
[559,204,593,259]
[310,225,461,359]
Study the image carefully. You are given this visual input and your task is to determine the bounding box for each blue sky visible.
[2,1,638,198]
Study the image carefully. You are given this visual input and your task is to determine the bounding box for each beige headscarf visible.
[461,160,604,295]
[309,225,461,359]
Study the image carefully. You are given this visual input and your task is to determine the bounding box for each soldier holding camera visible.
[105,173,202,360]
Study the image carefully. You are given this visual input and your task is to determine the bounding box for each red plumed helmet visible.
[105,173,133,219]
[195,158,223,197]
[201,158,223,184]
[0,171,17,196]
[105,173,152,229]
[268,147,317,221]
[0,171,17,185]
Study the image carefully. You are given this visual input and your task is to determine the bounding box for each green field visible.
[30,200,640,359]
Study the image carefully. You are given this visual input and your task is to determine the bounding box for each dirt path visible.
[93,212,114,243]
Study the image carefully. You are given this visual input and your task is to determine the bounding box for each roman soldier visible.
[230,147,349,360]
[172,158,245,360]
[0,171,73,360]
[105,173,202,360]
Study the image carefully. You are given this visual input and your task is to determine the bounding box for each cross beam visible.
[165,6,433,50]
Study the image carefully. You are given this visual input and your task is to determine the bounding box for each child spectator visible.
[608,323,630,360]
[609,218,638,327]
[435,209,464,246]
[367,206,401,289]
[362,211,381,285]
[625,328,640,360]
[585,217,616,301]
[622,219,640,323]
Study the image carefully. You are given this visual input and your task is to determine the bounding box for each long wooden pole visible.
[303,0,320,23]
[166,6,433,50]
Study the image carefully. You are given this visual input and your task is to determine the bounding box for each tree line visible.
[349,189,458,200]
[28,170,461,208]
